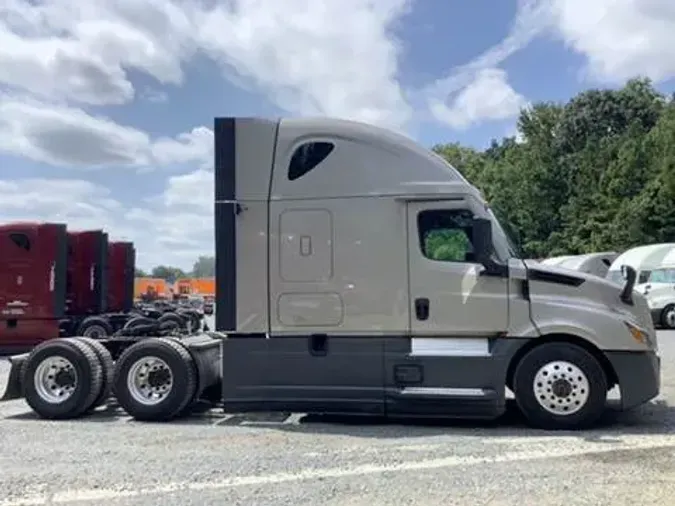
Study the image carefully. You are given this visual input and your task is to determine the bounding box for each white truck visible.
[540,252,618,278]
[0,116,661,430]
[635,247,675,330]
[606,243,675,286]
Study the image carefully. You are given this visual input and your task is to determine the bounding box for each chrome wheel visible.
[126,356,174,406]
[533,360,590,415]
[33,356,78,404]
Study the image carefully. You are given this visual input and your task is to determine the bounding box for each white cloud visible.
[0,0,414,130]
[430,68,527,130]
[0,174,214,271]
[0,179,133,246]
[549,0,675,83]
[426,0,675,129]
[195,0,413,130]
[127,169,215,269]
[0,0,196,105]
[161,169,213,211]
[0,96,152,167]
[152,128,214,169]
[425,0,551,128]
[0,95,212,168]
[0,0,415,269]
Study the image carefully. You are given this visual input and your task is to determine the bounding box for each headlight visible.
[624,321,652,347]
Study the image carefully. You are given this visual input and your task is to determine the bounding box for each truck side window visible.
[418,209,475,263]
[9,233,30,252]
[288,142,335,181]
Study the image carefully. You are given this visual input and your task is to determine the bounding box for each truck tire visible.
[21,338,104,419]
[157,312,186,331]
[660,304,675,330]
[77,316,113,339]
[512,342,607,430]
[124,316,155,330]
[74,337,114,411]
[112,338,197,422]
[178,310,201,334]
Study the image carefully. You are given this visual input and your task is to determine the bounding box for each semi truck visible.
[0,224,198,354]
[606,243,675,286]
[0,116,661,430]
[540,252,619,278]
[635,247,675,330]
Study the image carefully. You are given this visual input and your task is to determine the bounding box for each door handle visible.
[415,298,430,321]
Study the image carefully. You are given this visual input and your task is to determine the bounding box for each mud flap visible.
[0,353,28,401]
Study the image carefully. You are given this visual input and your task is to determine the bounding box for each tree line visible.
[135,255,215,281]
[433,77,675,258]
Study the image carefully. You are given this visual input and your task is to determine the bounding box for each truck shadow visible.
[7,398,674,441]
[176,398,675,441]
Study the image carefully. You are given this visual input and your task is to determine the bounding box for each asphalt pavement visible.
[1,332,674,506]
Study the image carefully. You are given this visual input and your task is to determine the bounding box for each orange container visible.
[134,277,168,299]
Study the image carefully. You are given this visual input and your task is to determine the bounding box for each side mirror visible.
[620,265,629,279]
[472,218,492,265]
[472,218,506,276]
[620,265,637,305]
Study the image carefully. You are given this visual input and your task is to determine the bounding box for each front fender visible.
[530,297,649,352]
[531,322,603,349]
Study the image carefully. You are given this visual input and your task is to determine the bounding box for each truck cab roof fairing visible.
[271,117,472,200]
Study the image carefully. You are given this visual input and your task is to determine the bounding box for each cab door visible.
[406,201,508,336]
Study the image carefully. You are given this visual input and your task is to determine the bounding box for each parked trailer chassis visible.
[1,334,222,421]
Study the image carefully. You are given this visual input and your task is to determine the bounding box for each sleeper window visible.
[418,209,476,263]
[288,142,335,181]
[9,233,30,252]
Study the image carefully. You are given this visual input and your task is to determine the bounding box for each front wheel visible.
[512,342,608,430]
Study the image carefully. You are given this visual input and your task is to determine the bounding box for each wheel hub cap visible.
[533,360,590,416]
[34,356,78,404]
[127,356,174,406]
[551,378,573,398]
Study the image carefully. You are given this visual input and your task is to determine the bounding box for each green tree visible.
[432,78,675,259]
[191,256,215,277]
[151,265,187,283]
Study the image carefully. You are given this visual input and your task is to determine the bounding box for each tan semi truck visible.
[1,116,660,430]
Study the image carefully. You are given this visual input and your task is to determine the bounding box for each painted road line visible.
[3,434,675,505]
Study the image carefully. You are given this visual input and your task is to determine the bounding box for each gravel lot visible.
[1,332,674,506]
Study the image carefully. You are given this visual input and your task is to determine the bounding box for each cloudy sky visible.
[1,0,674,271]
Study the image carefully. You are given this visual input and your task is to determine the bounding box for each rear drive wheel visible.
[113,338,197,421]
[77,316,113,339]
[179,311,201,334]
[123,316,155,330]
[157,312,187,331]
[660,304,675,330]
[21,338,103,419]
[513,342,607,430]
[74,337,114,411]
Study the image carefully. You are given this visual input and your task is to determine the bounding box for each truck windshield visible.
[487,207,520,261]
